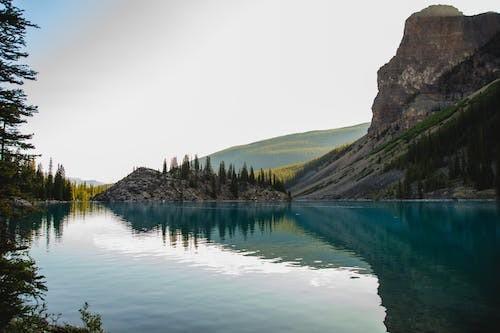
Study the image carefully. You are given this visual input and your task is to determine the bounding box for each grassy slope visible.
[206,123,369,170]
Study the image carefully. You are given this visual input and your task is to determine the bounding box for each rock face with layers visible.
[290,6,500,200]
[370,5,500,133]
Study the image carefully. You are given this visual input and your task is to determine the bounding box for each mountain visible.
[290,6,500,200]
[206,123,369,170]
[68,177,105,186]
[370,5,500,134]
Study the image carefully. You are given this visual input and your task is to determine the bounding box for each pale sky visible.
[18,0,499,182]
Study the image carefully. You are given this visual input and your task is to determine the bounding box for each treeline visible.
[161,155,287,198]
[72,183,110,202]
[27,159,72,201]
[5,157,109,202]
[393,81,500,198]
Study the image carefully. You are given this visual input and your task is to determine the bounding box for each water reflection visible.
[12,202,500,333]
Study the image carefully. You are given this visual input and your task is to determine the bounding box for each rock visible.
[12,197,33,209]
[94,167,287,202]
[290,6,500,200]
[369,6,500,134]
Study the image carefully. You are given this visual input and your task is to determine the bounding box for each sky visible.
[15,0,499,182]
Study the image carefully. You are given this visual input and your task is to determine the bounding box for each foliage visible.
[71,183,110,202]
[0,223,46,330]
[0,2,105,332]
[78,302,104,333]
[162,155,287,199]
[0,0,38,160]
[391,80,500,197]
[270,162,306,183]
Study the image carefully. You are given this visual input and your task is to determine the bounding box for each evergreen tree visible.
[180,154,190,179]
[210,174,217,199]
[240,162,248,182]
[63,179,72,201]
[45,158,53,199]
[194,154,200,173]
[218,161,226,184]
[35,163,44,199]
[249,166,255,184]
[230,168,238,198]
[53,164,65,200]
[0,0,38,161]
[259,169,265,186]
[162,158,167,174]
[204,156,212,175]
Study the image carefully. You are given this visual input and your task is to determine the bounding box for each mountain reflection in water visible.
[10,201,500,333]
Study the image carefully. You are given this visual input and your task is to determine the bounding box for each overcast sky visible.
[17,0,499,182]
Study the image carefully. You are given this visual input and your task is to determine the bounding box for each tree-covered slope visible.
[290,80,500,199]
[206,123,369,170]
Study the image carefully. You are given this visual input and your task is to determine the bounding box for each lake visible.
[11,202,500,333]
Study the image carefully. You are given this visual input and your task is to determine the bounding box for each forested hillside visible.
[391,80,500,197]
[289,80,500,199]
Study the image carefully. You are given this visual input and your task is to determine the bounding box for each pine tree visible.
[194,155,200,173]
[0,1,38,161]
[249,166,255,184]
[35,163,44,199]
[162,158,167,174]
[240,162,248,182]
[53,164,65,200]
[46,158,54,199]
[218,161,226,184]
[204,156,212,175]
[230,168,238,198]
[210,174,217,199]
[181,154,190,180]
[259,169,265,186]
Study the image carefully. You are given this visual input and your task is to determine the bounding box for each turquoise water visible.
[11,202,500,333]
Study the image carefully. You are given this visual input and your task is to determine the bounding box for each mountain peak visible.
[413,5,463,18]
[369,7,500,134]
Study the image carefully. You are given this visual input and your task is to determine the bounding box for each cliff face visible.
[290,6,500,200]
[370,5,500,133]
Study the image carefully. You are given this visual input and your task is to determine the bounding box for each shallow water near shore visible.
[11,201,500,333]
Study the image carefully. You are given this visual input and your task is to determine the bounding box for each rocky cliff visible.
[290,6,500,200]
[370,5,500,133]
[94,168,287,202]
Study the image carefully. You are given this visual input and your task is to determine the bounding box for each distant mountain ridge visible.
[68,177,105,186]
[206,123,369,170]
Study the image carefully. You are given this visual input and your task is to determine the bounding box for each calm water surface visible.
[11,202,500,333]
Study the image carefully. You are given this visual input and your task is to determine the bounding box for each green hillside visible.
[206,123,369,170]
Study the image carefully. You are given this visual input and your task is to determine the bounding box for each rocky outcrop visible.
[370,5,500,133]
[94,168,287,202]
[290,6,500,200]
